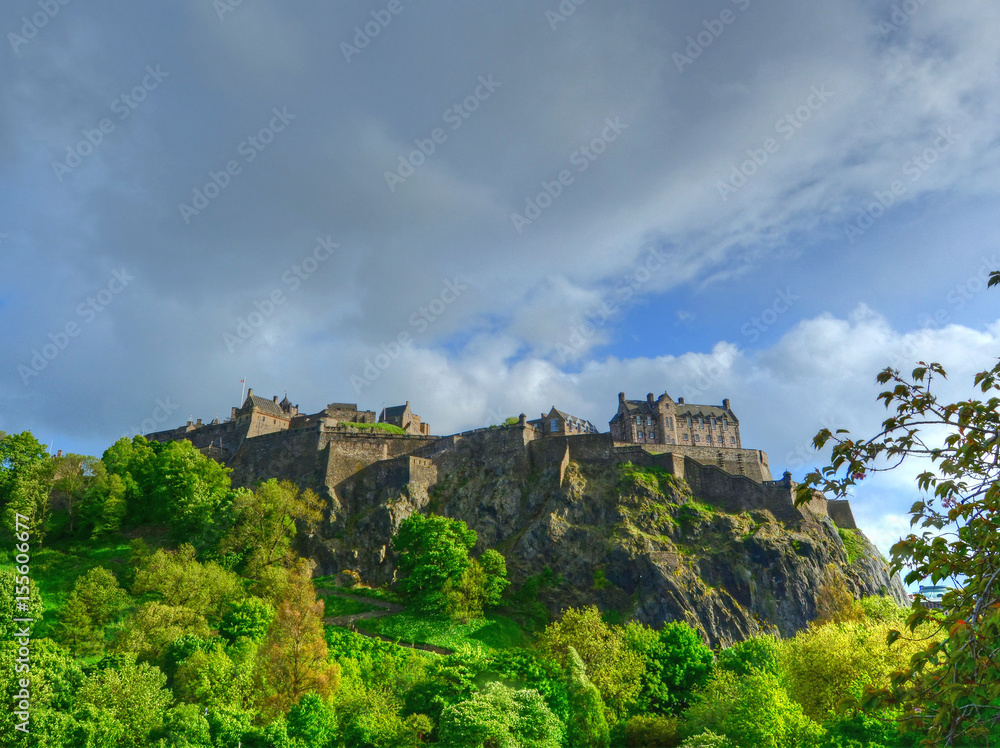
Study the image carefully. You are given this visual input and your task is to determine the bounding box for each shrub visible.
[625,715,681,747]
[715,635,781,678]
[567,646,610,748]
[683,669,823,748]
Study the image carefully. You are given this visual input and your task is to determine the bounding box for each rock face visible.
[299,429,906,647]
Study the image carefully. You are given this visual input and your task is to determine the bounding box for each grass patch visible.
[838,527,863,565]
[0,534,134,638]
[339,421,407,435]
[322,596,380,618]
[313,577,403,604]
[355,611,527,651]
[617,462,692,501]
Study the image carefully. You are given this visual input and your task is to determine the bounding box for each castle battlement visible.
[139,388,854,530]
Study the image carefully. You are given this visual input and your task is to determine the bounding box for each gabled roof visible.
[382,404,409,419]
[610,398,738,423]
[676,405,737,422]
[245,395,287,418]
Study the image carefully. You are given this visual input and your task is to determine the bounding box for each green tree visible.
[0,638,84,743]
[71,566,130,627]
[150,439,233,545]
[222,479,324,574]
[715,635,781,678]
[682,669,822,748]
[393,513,477,614]
[48,453,102,536]
[74,657,172,748]
[780,616,929,721]
[79,471,128,538]
[132,544,242,622]
[535,606,644,723]
[287,692,337,748]
[156,703,213,747]
[624,620,714,715]
[437,682,564,748]
[3,458,55,542]
[101,436,232,545]
[58,594,100,657]
[444,549,509,621]
[798,351,1000,744]
[625,715,681,748]
[0,430,48,503]
[113,602,212,664]
[173,645,253,712]
[220,596,275,643]
[566,646,610,748]
[479,548,510,606]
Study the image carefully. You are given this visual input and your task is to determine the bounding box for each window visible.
[723,419,728,430]
[648,430,654,440]
[647,416,652,426]
[711,417,716,429]
[550,419,559,433]
[699,416,704,427]
[687,416,693,427]
[730,437,736,444]
[695,435,700,442]
[637,431,644,440]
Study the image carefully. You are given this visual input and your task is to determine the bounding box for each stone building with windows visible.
[379,402,431,436]
[609,392,741,448]
[527,407,599,436]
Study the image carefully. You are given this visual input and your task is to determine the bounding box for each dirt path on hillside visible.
[318,588,454,655]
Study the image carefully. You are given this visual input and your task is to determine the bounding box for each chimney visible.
[618,392,626,402]
[723,398,731,410]
[195,419,203,427]
[247,387,253,398]
[273,395,279,403]
[56,449,63,457]
[646,393,654,406]
[678,397,685,405]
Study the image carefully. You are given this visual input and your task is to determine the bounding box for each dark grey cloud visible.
[1,0,999,462]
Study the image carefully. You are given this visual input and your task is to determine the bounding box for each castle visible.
[144,389,857,531]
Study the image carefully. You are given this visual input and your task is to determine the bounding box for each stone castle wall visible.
[143,411,852,530]
[640,443,772,482]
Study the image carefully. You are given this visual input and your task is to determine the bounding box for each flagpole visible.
[240,377,246,405]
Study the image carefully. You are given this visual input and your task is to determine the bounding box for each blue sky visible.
[2,0,1000,559]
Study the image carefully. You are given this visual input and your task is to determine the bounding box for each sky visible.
[2,0,1000,559]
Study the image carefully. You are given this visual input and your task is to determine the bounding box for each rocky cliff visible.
[300,430,906,648]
